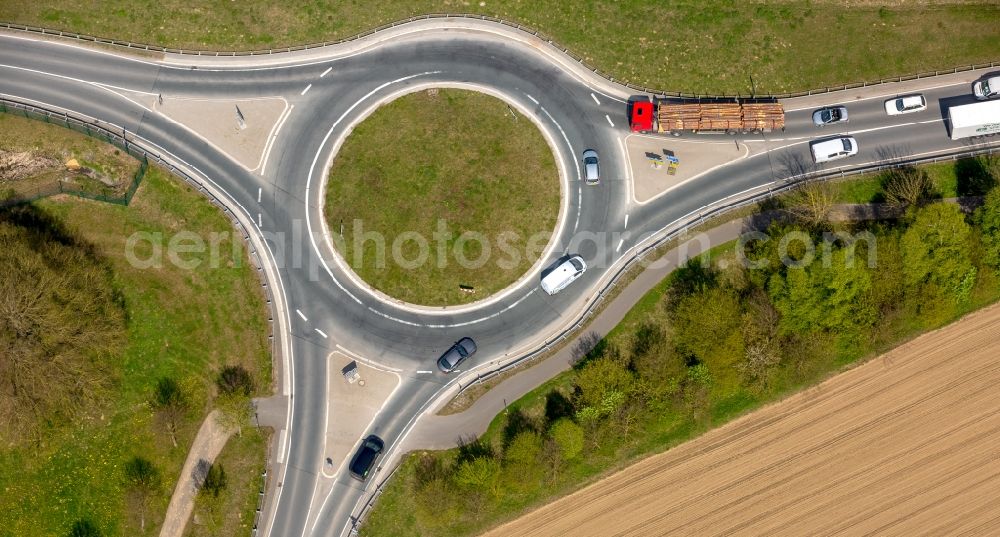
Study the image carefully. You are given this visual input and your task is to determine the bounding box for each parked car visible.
[812,106,849,126]
[810,136,858,163]
[973,76,1000,100]
[884,94,927,115]
[348,435,384,481]
[436,337,477,373]
[540,255,587,295]
[583,149,600,185]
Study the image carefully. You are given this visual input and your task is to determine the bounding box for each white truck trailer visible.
[948,100,1000,140]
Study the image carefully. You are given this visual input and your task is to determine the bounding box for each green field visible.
[0,114,271,537]
[325,88,559,306]
[3,2,999,94]
[361,158,1000,537]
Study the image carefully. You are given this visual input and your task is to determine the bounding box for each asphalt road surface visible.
[1,19,998,537]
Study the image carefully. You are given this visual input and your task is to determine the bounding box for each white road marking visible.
[295,309,308,322]
[300,84,312,96]
[257,213,262,227]
[259,104,294,175]
[416,370,433,374]
[616,238,625,252]
[314,328,328,338]
[276,429,288,464]
[605,114,615,127]
[525,93,539,105]
[624,214,629,229]
[591,93,600,105]
[320,67,332,78]
[257,187,262,203]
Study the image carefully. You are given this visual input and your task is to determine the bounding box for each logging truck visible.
[628,97,785,135]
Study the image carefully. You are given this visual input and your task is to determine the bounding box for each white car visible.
[811,136,858,164]
[885,94,927,115]
[540,255,586,295]
[583,149,600,185]
[973,76,1000,100]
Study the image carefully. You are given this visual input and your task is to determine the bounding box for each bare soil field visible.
[482,303,1000,537]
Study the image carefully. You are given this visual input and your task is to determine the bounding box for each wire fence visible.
[1,94,284,536]
[2,16,999,100]
[0,101,149,208]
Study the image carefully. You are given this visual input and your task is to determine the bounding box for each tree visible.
[549,419,584,461]
[215,392,253,437]
[738,292,782,390]
[883,166,934,209]
[504,430,543,467]
[200,462,227,497]
[784,181,836,227]
[123,456,160,532]
[455,456,501,494]
[68,518,102,537]
[769,247,877,335]
[975,186,1000,271]
[575,356,633,408]
[900,202,976,305]
[216,365,254,396]
[672,286,744,378]
[151,377,186,447]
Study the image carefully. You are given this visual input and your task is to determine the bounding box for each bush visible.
[216,365,254,396]
[68,519,101,537]
[201,462,227,497]
[549,419,584,461]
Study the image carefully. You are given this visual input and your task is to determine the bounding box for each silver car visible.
[582,149,600,185]
[812,106,848,126]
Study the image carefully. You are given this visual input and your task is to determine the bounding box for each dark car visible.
[349,435,384,481]
[436,337,478,373]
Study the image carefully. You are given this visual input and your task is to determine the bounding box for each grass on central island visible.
[325,88,560,306]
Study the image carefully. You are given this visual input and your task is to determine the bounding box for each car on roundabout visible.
[583,149,600,185]
[540,255,587,295]
[812,106,849,126]
[436,337,478,373]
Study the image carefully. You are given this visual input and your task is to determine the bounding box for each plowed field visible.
[482,304,1000,537]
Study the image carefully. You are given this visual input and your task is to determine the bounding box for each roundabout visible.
[323,87,561,307]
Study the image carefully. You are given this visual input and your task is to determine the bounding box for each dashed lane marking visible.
[301,84,312,96]
[296,309,308,322]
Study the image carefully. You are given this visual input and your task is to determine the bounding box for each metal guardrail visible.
[2,16,999,99]
[0,94,280,410]
[453,142,1000,395]
[349,139,1000,528]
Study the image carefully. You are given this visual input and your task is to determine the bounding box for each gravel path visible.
[158,410,233,537]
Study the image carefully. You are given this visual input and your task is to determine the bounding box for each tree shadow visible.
[455,435,493,464]
[543,390,575,427]
[956,157,998,197]
[501,407,537,448]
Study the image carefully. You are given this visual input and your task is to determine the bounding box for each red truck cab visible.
[628,98,654,133]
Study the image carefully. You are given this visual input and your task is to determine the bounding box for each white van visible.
[810,136,858,163]
[540,255,587,295]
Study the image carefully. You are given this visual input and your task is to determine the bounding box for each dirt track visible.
[482,304,1000,537]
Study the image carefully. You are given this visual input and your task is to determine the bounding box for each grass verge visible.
[3,2,1000,94]
[0,116,271,537]
[361,158,1000,537]
[325,88,558,306]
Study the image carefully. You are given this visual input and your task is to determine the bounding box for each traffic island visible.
[323,352,399,479]
[324,88,560,306]
[625,134,749,203]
